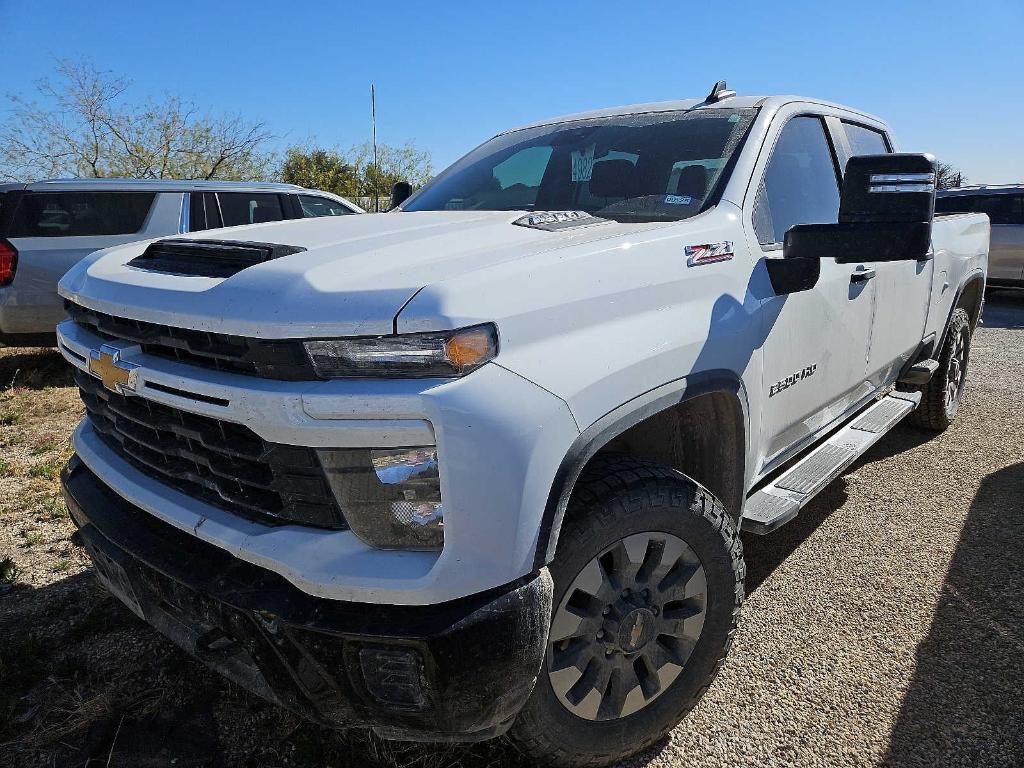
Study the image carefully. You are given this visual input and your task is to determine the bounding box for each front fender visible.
[533,369,749,570]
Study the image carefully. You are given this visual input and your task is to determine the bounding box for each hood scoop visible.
[126,238,306,278]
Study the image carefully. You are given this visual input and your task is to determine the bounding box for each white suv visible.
[0,179,362,346]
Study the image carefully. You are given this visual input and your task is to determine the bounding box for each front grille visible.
[75,369,347,529]
[67,301,318,380]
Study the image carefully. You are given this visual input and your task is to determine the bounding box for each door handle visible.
[850,267,876,283]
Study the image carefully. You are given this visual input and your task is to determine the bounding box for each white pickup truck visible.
[57,83,988,767]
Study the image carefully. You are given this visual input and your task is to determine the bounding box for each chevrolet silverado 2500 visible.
[57,83,989,767]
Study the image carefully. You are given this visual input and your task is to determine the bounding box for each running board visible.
[742,391,921,535]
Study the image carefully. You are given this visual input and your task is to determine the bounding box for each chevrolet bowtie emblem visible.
[88,344,139,394]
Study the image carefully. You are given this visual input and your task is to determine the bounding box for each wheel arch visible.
[955,271,986,331]
[533,370,748,570]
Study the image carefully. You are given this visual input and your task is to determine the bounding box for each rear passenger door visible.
[188,191,289,231]
[837,121,933,384]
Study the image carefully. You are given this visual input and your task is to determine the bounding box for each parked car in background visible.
[0,179,363,346]
[937,185,1023,289]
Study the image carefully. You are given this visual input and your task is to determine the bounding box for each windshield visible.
[404,108,757,223]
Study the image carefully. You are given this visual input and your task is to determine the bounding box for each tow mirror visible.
[390,181,412,210]
[784,153,936,265]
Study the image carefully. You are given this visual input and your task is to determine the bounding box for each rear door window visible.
[299,195,354,217]
[8,192,155,237]
[843,122,891,156]
[217,193,285,227]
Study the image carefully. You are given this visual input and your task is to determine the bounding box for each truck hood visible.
[59,210,643,338]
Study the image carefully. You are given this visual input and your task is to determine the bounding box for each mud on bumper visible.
[61,456,553,742]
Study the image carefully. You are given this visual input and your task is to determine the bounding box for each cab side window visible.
[753,116,841,247]
[843,122,891,156]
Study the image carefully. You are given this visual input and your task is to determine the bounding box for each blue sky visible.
[2,0,1022,183]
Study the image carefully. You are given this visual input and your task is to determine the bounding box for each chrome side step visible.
[742,391,921,535]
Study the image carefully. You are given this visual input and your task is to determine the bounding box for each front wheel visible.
[509,456,744,768]
[909,307,973,432]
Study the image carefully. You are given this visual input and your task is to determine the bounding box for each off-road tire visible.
[509,455,744,768]
[908,308,972,432]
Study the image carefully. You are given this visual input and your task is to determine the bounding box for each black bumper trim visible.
[61,456,552,742]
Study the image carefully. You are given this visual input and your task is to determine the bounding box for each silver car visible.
[936,185,1024,289]
[0,179,363,346]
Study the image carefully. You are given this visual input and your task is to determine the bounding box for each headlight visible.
[304,324,498,378]
[319,447,443,550]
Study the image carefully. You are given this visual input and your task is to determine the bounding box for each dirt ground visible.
[1,293,1022,768]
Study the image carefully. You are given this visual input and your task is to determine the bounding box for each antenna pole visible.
[371,84,378,213]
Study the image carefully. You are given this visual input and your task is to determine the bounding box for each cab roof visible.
[504,95,886,134]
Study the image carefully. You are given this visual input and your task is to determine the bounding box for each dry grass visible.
[2,296,1022,767]
[0,346,526,768]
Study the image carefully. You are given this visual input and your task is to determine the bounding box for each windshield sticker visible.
[571,144,596,182]
[664,194,693,205]
[686,241,734,267]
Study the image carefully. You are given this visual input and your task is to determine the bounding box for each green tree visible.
[278,141,433,210]
[351,141,433,209]
[0,59,274,182]
[279,147,360,197]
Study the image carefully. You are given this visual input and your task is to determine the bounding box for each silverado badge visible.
[88,344,139,395]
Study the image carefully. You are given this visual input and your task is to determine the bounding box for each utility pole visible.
[371,84,378,212]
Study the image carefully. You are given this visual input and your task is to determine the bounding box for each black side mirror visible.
[765,256,821,296]
[390,181,412,210]
[784,153,936,266]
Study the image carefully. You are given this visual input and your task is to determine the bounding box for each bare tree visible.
[0,60,275,182]
[936,161,968,190]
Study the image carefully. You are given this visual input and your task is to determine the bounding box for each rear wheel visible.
[510,456,743,768]
[909,308,972,432]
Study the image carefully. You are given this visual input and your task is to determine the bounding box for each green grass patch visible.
[42,496,68,521]
[1,556,18,585]
[21,530,44,546]
[28,460,60,480]
[0,409,21,426]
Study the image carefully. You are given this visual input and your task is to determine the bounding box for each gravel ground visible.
[1,293,1022,767]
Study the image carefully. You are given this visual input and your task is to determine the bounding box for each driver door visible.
[749,115,875,472]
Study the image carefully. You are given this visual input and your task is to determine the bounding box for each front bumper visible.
[62,456,553,742]
[57,317,580,604]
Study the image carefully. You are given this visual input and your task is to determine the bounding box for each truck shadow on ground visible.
[0,347,75,389]
[0,568,537,768]
[883,461,1024,766]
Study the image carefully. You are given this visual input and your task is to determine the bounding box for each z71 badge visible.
[685,241,734,267]
[770,365,817,397]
